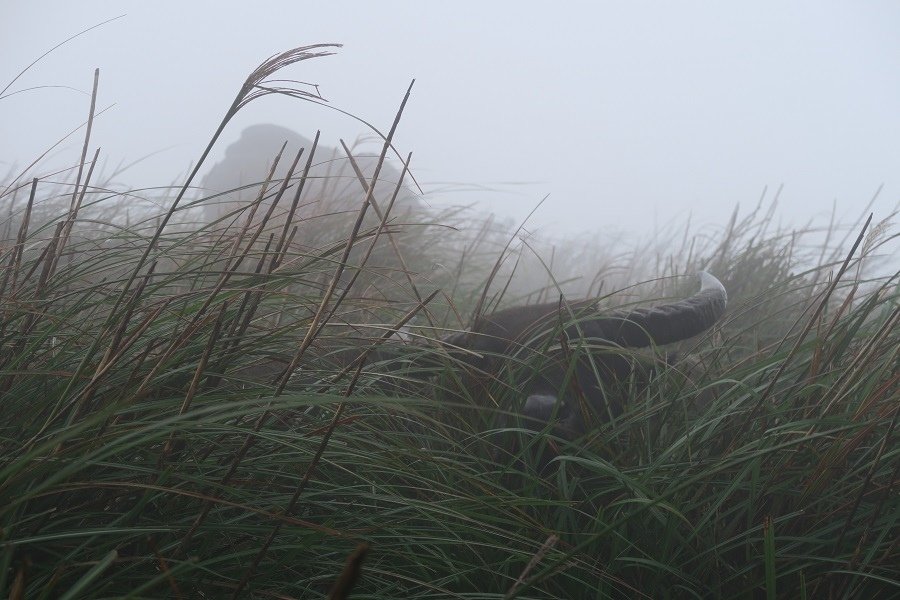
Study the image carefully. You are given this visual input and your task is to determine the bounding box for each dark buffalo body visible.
[439,272,728,435]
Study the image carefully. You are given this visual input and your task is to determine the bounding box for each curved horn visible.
[446,272,727,353]
[577,271,727,347]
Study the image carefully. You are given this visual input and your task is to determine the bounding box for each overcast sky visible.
[3,1,899,244]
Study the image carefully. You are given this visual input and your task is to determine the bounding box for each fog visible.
[3,1,899,245]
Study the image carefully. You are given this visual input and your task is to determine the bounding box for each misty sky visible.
[3,1,899,244]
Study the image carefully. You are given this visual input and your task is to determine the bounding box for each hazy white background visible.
[2,1,899,242]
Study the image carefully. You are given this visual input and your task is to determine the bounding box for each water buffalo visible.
[437,271,727,435]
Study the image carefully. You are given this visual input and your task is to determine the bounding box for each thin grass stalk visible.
[99,262,159,370]
[57,67,99,253]
[805,280,859,379]
[820,306,900,418]
[125,308,220,405]
[0,221,64,394]
[226,81,417,596]
[0,178,36,300]
[763,516,776,600]
[712,204,740,274]
[321,284,440,391]
[176,235,303,553]
[739,214,872,431]
[33,222,64,295]
[835,398,900,562]
[327,542,370,600]
[174,145,303,334]
[466,196,550,333]
[229,289,439,599]
[0,18,121,98]
[816,200,839,284]
[224,141,286,254]
[236,146,304,258]
[115,45,337,311]
[210,234,277,387]
[508,407,861,598]
[50,46,339,415]
[508,534,559,596]
[0,16,123,195]
[186,302,224,359]
[278,79,416,391]
[42,125,100,290]
[268,223,299,275]
[89,299,173,441]
[160,301,228,461]
[272,131,320,259]
[266,79,425,197]
[826,185,882,271]
[23,282,167,446]
[7,563,25,600]
[66,263,160,424]
[217,220,303,375]
[56,549,117,600]
[873,456,900,562]
[54,143,100,273]
[320,150,414,329]
[339,139,432,318]
[214,243,285,385]
[190,150,285,339]
[144,536,183,598]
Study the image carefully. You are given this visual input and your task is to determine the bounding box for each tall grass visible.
[2,46,898,599]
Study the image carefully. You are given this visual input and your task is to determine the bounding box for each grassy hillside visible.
[1,47,897,599]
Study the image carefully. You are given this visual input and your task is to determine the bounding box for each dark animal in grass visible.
[436,271,727,437]
[231,273,727,438]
